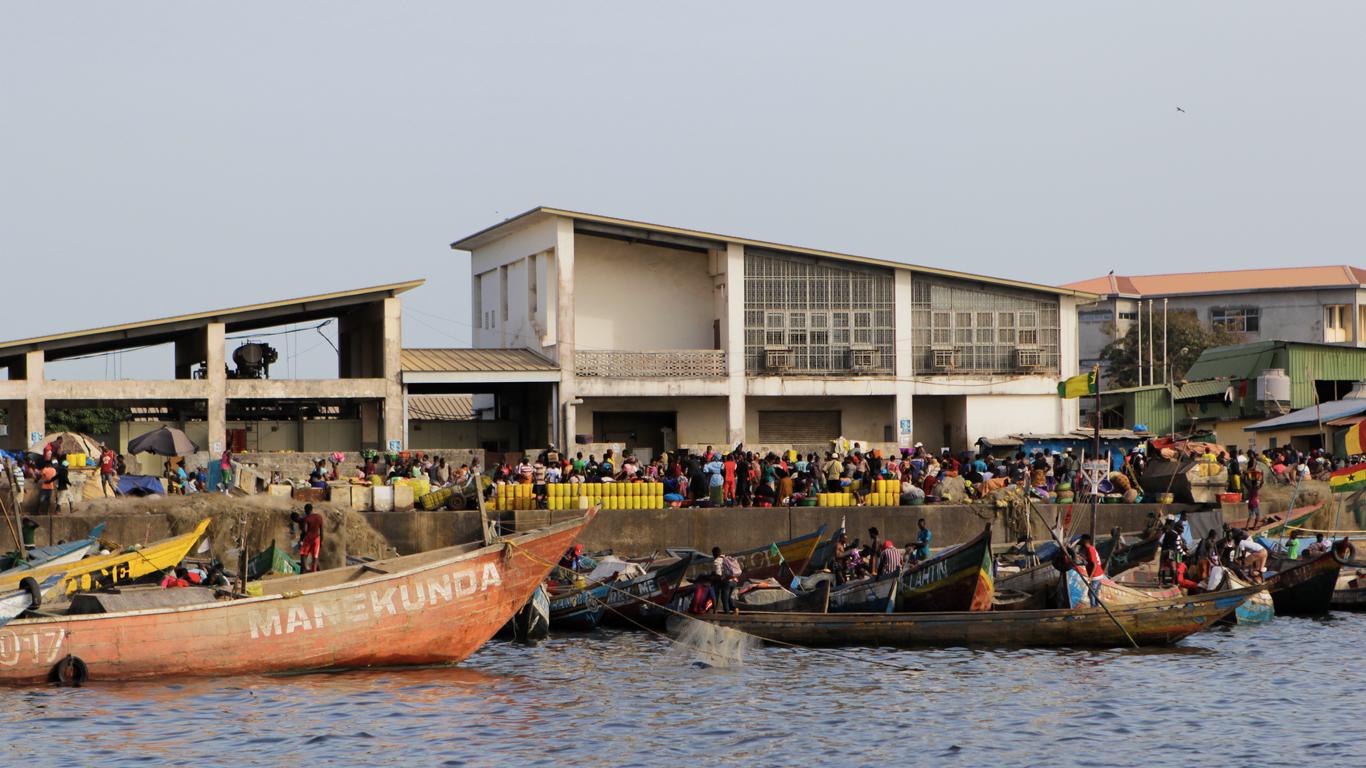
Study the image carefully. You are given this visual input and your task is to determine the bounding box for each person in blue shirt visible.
[913,518,932,562]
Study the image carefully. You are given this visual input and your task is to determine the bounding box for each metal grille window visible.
[910,277,1061,375]
[1210,307,1260,333]
[745,250,894,374]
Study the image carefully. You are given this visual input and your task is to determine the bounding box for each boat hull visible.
[0,514,592,684]
[601,557,693,628]
[1266,550,1345,616]
[677,526,827,584]
[670,587,1259,648]
[895,525,994,612]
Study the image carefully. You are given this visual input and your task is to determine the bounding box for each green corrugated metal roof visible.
[1174,379,1233,400]
[1183,341,1283,381]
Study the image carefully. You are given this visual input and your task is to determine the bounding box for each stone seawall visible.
[22,502,1215,562]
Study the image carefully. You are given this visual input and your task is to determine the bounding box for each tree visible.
[1098,310,1242,388]
[45,408,130,442]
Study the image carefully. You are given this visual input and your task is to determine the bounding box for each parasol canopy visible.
[127,427,199,456]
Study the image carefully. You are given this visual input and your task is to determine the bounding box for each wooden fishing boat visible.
[601,555,695,628]
[828,575,897,613]
[0,519,212,596]
[738,580,832,613]
[248,540,300,579]
[895,524,993,612]
[802,525,845,576]
[1033,530,1160,579]
[1055,569,1182,610]
[0,575,63,629]
[675,525,827,584]
[1241,501,1324,537]
[547,581,611,631]
[509,585,551,642]
[669,586,1261,648]
[1264,546,1349,616]
[0,511,594,684]
[1114,566,1274,625]
[996,561,1059,601]
[0,523,105,573]
[1332,570,1365,611]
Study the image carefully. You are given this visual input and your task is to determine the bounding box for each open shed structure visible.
[0,281,420,453]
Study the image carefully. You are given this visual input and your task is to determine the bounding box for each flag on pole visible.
[1330,462,1366,494]
[1345,419,1366,455]
[768,542,785,563]
[1058,371,1097,399]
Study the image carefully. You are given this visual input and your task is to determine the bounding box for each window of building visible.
[744,250,894,374]
[910,278,1061,375]
[1326,304,1351,342]
[1210,307,1260,333]
[1117,311,1137,320]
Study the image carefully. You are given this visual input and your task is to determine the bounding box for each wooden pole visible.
[1092,364,1102,537]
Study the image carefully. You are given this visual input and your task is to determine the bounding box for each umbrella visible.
[127,427,199,456]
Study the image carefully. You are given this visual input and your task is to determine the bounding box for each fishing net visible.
[663,615,758,668]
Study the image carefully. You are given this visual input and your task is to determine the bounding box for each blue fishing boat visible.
[0,574,64,628]
[0,523,106,576]
[547,581,611,630]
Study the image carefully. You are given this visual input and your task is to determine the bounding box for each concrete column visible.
[724,243,746,446]
[24,350,45,445]
[893,271,915,448]
[206,323,227,453]
[381,297,404,448]
[555,217,577,447]
[1058,297,1081,432]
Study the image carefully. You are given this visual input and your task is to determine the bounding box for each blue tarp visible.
[117,475,164,496]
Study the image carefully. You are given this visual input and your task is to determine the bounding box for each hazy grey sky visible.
[4,2,1364,378]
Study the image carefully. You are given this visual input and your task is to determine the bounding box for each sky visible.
[3,2,1364,379]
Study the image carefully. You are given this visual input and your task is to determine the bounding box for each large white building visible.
[436,208,1091,455]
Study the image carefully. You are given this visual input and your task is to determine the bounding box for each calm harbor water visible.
[4,612,1361,767]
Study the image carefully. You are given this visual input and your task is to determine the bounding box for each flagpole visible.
[1093,364,1101,538]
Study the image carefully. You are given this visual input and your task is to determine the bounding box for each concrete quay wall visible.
[23,503,1208,564]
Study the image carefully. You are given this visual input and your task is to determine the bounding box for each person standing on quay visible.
[299,503,324,573]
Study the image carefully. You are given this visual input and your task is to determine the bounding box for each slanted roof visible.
[1183,341,1284,382]
[1063,265,1366,298]
[451,207,1095,299]
[1174,379,1236,401]
[400,347,561,385]
[1245,399,1366,432]
[407,395,475,421]
[401,348,559,373]
[0,280,423,361]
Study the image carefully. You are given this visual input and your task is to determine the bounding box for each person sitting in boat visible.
[160,567,191,589]
[1172,560,1204,592]
[876,540,903,577]
[687,578,716,615]
[559,544,584,573]
[1305,533,1332,558]
[1235,532,1268,584]
[1074,533,1105,607]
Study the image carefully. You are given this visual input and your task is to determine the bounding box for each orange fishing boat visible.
[0,511,593,685]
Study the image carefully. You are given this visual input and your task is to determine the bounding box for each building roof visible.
[1174,379,1236,401]
[407,395,475,421]
[451,207,1096,299]
[0,280,424,362]
[1245,398,1366,432]
[400,348,559,373]
[1063,265,1366,298]
[1182,341,1286,382]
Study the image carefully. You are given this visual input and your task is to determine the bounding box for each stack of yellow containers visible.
[816,491,856,506]
[494,482,537,511]
[864,479,901,507]
[545,482,665,510]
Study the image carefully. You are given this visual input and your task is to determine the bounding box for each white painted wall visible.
[964,395,1060,443]
[573,235,715,351]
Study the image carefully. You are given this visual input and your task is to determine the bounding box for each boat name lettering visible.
[248,563,502,640]
[0,629,65,667]
[906,560,948,589]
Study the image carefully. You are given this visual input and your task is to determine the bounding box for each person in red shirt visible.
[298,503,324,573]
[1075,533,1105,607]
[98,444,119,497]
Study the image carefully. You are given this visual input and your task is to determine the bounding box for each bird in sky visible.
[1176,106,1186,113]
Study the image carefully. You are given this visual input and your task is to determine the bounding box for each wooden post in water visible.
[1092,364,1102,537]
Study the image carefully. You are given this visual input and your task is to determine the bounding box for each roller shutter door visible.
[758,410,840,443]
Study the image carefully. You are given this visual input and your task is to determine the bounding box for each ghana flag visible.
[1058,371,1097,399]
[1344,418,1366,455]
[1330,462,1366,494]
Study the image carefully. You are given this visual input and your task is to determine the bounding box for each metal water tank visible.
[1256,368,1291,403]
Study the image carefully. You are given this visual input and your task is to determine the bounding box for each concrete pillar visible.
[1058,296,1081,432]
[23,350,44,446]
[555,217,577,448]
[381,297,403,448]
[206,323,227,453]
[723,243,746,445]
[893,271,915,449]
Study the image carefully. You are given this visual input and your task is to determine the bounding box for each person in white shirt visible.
[1237,535,1268,584]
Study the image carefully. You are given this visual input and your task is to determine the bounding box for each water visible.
[4,613,1362,767]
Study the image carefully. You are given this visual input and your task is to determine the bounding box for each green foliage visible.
[45,408,129,440]
[1099,310,1243,388]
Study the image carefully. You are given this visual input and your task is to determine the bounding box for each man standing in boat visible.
[1075,533,1105,607]
[912,519,932,564]
[711,547,741,614]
